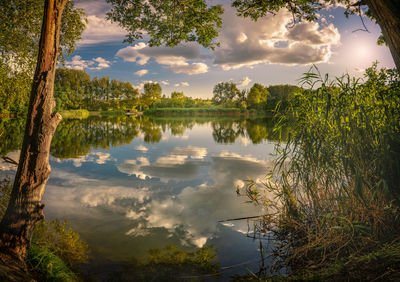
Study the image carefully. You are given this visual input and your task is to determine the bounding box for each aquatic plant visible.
[241,64,400,280]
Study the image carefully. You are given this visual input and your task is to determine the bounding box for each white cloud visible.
[237,76,252,87]
[354,67,365,72]
[68,152,114,167]
[135,145,148,152]
[134,69,148,77]
[93,57,111,69]
[117,146,207,182]
[116,43,209,75]
[174,82,190,87]
[78,15,127,45]
[65,55,111,70]
[213,6,341,69]
[144,152,273,247]
[161,80,169,85]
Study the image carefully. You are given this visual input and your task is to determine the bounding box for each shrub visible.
[32,219,89,267]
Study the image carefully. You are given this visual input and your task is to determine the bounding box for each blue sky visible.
[67,0,395,98]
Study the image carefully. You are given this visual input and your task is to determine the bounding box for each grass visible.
[27,245,78,282]
[144,107,262,116]
[60,109,89,118]
[238,64,400,280]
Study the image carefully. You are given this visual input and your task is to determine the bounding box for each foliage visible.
[0,178,12,219]
[240,64,400,280]
[267,85,302,111]
[247,83,269,110]
[232,0,362,23]
[27,244,78,282]
[60,109,90,118]
[0,117,25,156]
[54,68,139,111]
[0,0,86,113]
[31,219,89,267]
[106,0,223,48]
[118,245,220,281]
[144,107,242,115]
[141,82,162,109]
[212,81,241,106]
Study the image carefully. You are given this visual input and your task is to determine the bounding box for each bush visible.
[32,219,89,267]
[28,245,78,282]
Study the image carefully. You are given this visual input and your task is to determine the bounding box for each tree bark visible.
[366,0,400,70]
[0,0,67,265]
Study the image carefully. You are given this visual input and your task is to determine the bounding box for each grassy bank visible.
[60,109,129,118]
[60,109,90,118]
[143,107,265,116]
[0,179,89,281]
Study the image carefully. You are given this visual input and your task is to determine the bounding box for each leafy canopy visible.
[0,0,86,113]
[232,0,361,22]
[106,0,223,48]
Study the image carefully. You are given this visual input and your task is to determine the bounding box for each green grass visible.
[60,109,89,118]
[97,109,127,116]
[28,244,78,282]
[144,107,263,116]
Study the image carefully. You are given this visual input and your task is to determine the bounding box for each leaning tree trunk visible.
[0,0,67,266]
[366,0,400,70]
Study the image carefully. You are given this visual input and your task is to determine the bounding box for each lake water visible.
[0,116,280,280]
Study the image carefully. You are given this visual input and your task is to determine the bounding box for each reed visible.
[242,64,400,280]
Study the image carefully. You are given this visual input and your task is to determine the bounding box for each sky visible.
[67,0,395,98]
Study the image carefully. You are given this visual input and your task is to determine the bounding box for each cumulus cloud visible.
[44,148,275,254]
[174,82,190,87]
[116,43,209,75]
[161,80,170,85]
[213,6,341,69]
[135,145,148,152]
[144,152,273,247]
[237,76,252,87]
[117,146,207,181]
[134,69,148,77]
[78,15,127,45]
[65,55,111,70]
[65,152,114,167]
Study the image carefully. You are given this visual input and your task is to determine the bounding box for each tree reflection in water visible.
[0,115,289,160]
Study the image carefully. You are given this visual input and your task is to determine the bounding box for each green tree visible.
[212,81,240,106]
[267,84,301,110]
[54,68,91,110]
[0,0,86,113]
[170,91,186,107]
[247,83,269,110]
[121,81,139,111]
[141,82,162,109]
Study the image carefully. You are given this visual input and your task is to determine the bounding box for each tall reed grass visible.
[243,64,400,280]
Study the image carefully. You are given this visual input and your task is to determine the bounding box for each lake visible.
[0,115,281,280]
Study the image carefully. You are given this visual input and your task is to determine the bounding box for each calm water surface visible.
[1,116,281,280]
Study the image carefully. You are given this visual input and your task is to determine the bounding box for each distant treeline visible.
[0,67,302,114]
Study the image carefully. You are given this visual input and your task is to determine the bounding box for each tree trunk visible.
[0,0,67,265]
[366,0,400,70]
